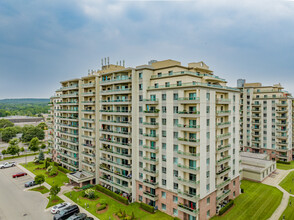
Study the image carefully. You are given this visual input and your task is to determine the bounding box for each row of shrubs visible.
[81,184,94,190]
[140,202,154,213]
[95,184,129,205]
[57,166,71,174]
[116,209,135,220]
[97,201,107,211]
[218,199,234,215]
[277,160,291,165]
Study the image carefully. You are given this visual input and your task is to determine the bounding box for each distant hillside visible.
[0,98,50,104]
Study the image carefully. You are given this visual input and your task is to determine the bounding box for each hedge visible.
[53,162,59,166]
[81,184,94,190]
[277,160,291,165]
[95,185,129,205]
[97,204,107,211]
[174,218,181,220]
[219,200,234,215]
[140,202,154,213]
[57,166,71,174]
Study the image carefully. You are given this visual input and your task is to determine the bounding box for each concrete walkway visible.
[262,168,294,220]
[18,164,99,220]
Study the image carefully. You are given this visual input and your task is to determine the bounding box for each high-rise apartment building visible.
[48,59,241,219]
[239,81,293,162]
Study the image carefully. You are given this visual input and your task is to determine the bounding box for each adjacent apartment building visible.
[238,80,293,162]
[48,59,241,219]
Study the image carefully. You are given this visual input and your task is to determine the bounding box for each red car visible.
[12,172,27,178]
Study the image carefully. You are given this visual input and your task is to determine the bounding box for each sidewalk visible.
[18,164,99,220]
[262,168,294,220]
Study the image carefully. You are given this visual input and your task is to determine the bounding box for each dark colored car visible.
[67,213,87,220]
[24,180,36,187]
[12,172,27,178]
[53,205,79,220]
[84,217,94,220]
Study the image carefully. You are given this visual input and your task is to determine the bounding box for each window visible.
[161,204,166,210]
[207,119,210,126]
[162,143,166,150]
[139,84,142,90]
[139,151,143,157]
[162,167,166,174]
[139,195,142,201]
[162,106,167,113]
[139,117,143,123]
[139,173,143,179]
[154,83,158,88]
[173,119,178,126]
[206,145,210,152]
[139,72,142,79]
[177,81,182,86]
[206,93,210,101]
[162,155,166,162]
[173,208,178,216]
[139,95,143,101]
[139,184,143,190]
[207,197,210,204]
[139,106,142,112]
[173,145,178,151]
[206,184,210,191]
[139,128,143,135]
[162,179,166,186]
[173,170,178,177]
[173,157,178,164]
[233,191,236,197]
[162,118,166,125]
[162,94,166,101]
[206,158,210,165]
[161,191,166,199]
[206,171,210,178]
[139,162,143,168]
[206,132,210,139]
[173,183,178,189]
[162,130,166,137]
[206,106,210,113]
[173,132,178,139]
[139,140,143,145]
[207,210,210,217]
[173,196,178,203]
[233,181,236,186]
[165,82,170,87]
[173,93,178,100]
[173,106,178,113]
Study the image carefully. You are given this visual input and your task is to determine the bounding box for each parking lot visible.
[0,165,52,220]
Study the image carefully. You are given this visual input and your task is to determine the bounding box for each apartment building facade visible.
[239,81,293,162]
[48,60,241,220]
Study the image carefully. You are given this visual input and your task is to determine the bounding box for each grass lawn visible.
[64,190,173,220]
[21,162,69,187]
[46,195,64,209]
[212,180,283,220]
[279,196,294,220]
[279,171,294,194]
[0,151,47,161]
[29,185,49,194]
[277,161,294,170]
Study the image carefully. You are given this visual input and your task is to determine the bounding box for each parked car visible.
[84,217,94,220]
[53,205,79,220]
[51,202,71,214]
[24,180,36,188]
[66,213,87,220]
[12,172,27,178]
[0,162,16,169]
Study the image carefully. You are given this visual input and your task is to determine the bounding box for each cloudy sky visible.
[0,0,294,99]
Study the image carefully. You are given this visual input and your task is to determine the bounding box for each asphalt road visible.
[0,166,52,220]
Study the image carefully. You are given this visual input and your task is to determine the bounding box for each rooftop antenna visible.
[123,60,125,67]
[104,58,107,67]
[101,58,103,67]
[107,57,109,67]
[116,61,118,66]
[120,60,121,66]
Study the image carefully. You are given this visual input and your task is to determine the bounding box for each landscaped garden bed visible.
[29,186,49,194]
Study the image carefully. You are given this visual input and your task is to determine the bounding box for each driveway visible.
[0,166,52,220]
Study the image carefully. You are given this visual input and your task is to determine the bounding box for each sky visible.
[0,0,294,99]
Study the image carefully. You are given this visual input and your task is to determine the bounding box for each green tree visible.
[37,122,47,130]
[40,143,46,150]
[49,184,61,197]
[20,147,25,152]
[1,149,6,155]
[0,119,14,128]
[34,174,45,186]
[22,126,45,142]
[1,127,17,142]
[29,137,39,152]
[38,150,44,161]
[6,138,20,156]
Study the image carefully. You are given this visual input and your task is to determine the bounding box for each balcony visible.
[177,164,200,174]
[216,133,231,140]
[60,160,78,169]
[276,147,289,152]
[82,118,95,122]
[100,77,131,85]
[142,122,159,129]
[82,143,95,150]
[101,88,131,95]
[82,83,95,88]
[82,126,95,131]
[99,120,131,127]
[143,110,160,117]
[277,142,288,147]
[82,160,95,167]
[100,157,131,169]
[216,167,231,176]
[141,98,159,104]
[276,103,288,107]
[216,98,231,104]
[143,179,159,188]
[82,92,95,96]
[60,85,78,91]
[82,110,95,114]
[178,190,200,202]
[100,148,131,159]
[177,124,200,132]
[60,138,79,146]
[60,93,78,98]
[216,110,231,116]
[178,111,200,118]
[60,145,78,153]
[99,110,131,116]
[217,145,231,153]
[276,135,288,140]
[57,101,78,106]
[177,137,200,146]
[178,97,200,104]
[99,166,131,181]
[99,177,131,193]
[216,122,231,128]
[177,151,200,160]
[81,101,95,105]
[216,155,231,165]
[177,177,200,188]
[143,133,159,141]
[252,103,261,107]
[99,138,131,148]
[143,145,159,153]
[82,151,96,158]
[216,178,231,189]
[99,129,131,138]
[100,99,132,105]
[143,157,159,165]
[178,204,199,217]
[217,189,231,201]
[58,123,79,129]
[143,168,159,177]
[143,191,158,201]
[82,135,95,141]
[57,116,78,121]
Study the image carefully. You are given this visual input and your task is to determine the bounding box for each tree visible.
[1,149,6,155]
[50,184,61,197]
[34,174,45,186]
[40,143,46,150]
[22,126,45,142]
[1,127,17,142]
[37,122,47,130]
[44,159,49,168]
[20,147,25,152]
[6,138,20,156]
[0,119,14,128]
[38,150,44,161]
[29,137,39,152]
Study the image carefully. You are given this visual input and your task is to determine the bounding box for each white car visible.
[0,162,16,169]
[50,202,71,214]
